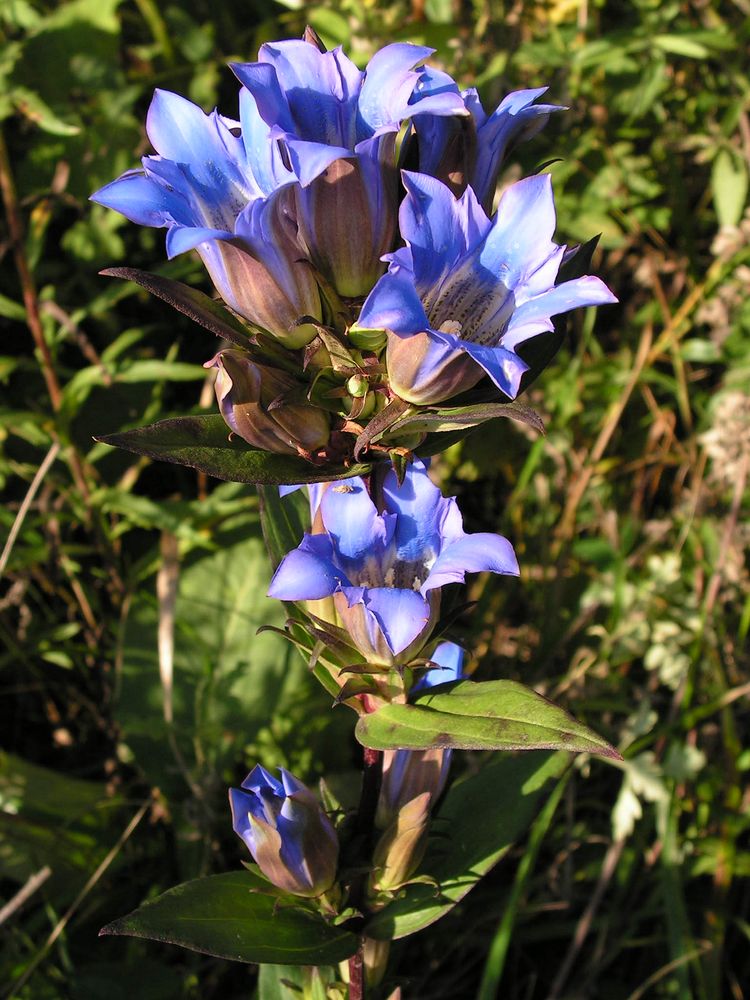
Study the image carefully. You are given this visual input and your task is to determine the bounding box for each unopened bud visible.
[371,792,431,891]
[230,766,339,898]
[346,374,369,397]
[207,350,329,456]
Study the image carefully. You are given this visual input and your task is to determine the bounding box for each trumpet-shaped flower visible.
[230,765,338,898]
[412,71,562,210]
[231,39,466,297]
[91,89,322,346]
[358,171,617,405]
[268,461,518,666]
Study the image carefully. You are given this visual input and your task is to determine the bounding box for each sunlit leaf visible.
[100,871,358,964]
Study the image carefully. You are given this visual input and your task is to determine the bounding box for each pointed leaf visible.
[100,268,253,349]
[354,397,414,458]
[365,751,568,939]
[100,872,358,965]
[388,401,544,436]
[355,679,620,758]
[95,414,370,485]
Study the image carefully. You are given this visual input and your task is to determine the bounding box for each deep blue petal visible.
[472,89,562,209]
[258,41,362,146]
[320,478,388,566]
[479,174,557,288]
[416,640,464,690]
[424,532,519,593]
[268,534,347,600]
[399,172,490,290]
[165,225,234,258]
[238,88,294,196]
[382,460,446,564]
[358,43,434,132]
[231,60,295,134]
[90,170,177,228]
[358,259,429,335]
[363,587,433,656]
[283,136,352,187]
[505,276,618,350]
[456,339,529,398]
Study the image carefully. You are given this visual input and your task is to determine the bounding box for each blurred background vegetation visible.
[1,0,749,997]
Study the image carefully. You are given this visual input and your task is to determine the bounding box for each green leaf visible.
[712,150,748,228]
[365,751,568,939]
[389,401,544,436]
[355,680,621,757]
[95,414,370,485]
[100,872,358,965]
[354,396,414,457]
[99,268,253,350]
[257,485,305,568]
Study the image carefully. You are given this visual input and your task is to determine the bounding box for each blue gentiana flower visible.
[231,39,466,297]
[358,170,618,405]
[268,461,518,666]
[229,765,339,898]
[90,89,322,346]
[411,68,562,211]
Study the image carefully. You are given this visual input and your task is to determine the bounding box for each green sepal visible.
[95,414,370,485]
[364,751,568,940]
[99,871,358,965]
[355,679,621,758]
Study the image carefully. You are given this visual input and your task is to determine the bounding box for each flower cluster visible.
[94,29,619,981]
[93,28,615,464]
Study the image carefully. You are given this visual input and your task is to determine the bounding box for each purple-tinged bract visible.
[358,171,617,405]
[229,765,338,898]
[268,461,518,666]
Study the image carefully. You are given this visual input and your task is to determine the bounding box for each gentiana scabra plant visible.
[93,24,619,998]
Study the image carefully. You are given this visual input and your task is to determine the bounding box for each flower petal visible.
[358,257,429,336]
[399,171,490,289]
[267,534,347,600]
[90,170,178,228]
[416,640,464,690]
[363,587,433,656]
[457,339,529,398]
[424,532,519,592]
[320,478,389,565]
[479,174,558,287]
[382,460,446,563]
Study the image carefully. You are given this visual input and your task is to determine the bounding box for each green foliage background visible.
[1,0,749,997]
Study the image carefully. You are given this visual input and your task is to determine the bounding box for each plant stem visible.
[348,947,365,1000]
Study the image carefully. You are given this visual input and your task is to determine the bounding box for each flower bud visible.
[208,350,329,456]
[332,588,441,669]
[386,328,483,405]
[230,765,339,898]
[371,792,432,891]
[375,747,451,831]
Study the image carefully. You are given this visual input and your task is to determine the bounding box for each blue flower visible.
[91,89,322,346]
[231,39,466,297]
[411,69,562,211]
[229,765,339,897]
[358,170,618,405]
[268,461,518,666]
